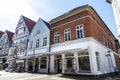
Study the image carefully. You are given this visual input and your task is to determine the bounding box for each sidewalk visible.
[0,70,120,80]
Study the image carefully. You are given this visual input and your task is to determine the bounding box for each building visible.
[0,31,4,65]
[7,46,17,70]
[49,5,120,76]
[0,30,14,69]
[11,15,36,69]
[26,18,50,73]
[107,0,120,37]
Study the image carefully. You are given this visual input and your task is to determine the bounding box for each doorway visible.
[55,55,62,73]
[57,59,62,73]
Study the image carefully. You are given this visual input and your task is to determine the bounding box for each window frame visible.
[54,31,60,44]
[36,39,39,48]
[76,24,84,39]
[64,28,71,41]
[40,57,47,69]
[43,37,47,46]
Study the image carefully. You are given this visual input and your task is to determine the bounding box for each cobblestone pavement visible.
[0,71,120,80]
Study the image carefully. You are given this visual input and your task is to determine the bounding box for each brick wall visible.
[50,9,117,52]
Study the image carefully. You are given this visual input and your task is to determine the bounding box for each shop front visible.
[50,49,91,75]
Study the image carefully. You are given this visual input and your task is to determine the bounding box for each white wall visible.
[90,39,117,75]
[27,18,50,55]
[50,37,117,75]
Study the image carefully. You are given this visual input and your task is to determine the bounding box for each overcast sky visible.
[0,0,119,40]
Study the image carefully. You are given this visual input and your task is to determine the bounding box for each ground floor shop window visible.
[40,57,47,69]
[28,60,33,72]
[66,58,73,68]
[96,52,100,71]
[65,54,75,73]
[78,52,90,72]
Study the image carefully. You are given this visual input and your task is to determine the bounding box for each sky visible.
[0,0,119,40]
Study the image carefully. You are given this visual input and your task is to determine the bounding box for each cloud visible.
[0,0,38,32]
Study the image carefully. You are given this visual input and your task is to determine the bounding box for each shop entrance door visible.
[55,55,62,73]
[57,59,62,73]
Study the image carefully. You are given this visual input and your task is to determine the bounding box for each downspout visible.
[48,30,51,73]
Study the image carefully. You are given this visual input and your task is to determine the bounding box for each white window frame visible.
[29,41,33,49]
[76,24,84,39]
[36,39,39,48]
[43,37,47,46]
[64,28,71,41]
[54,31,60,43]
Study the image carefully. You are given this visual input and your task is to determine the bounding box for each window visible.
[43,37,47,46]
[64,29,71,41]
[66,58,73,68]
[29,41,33,49]
[40,57,47,69]
[65,19,69,23]
[37,30,40,34]
[96,52,100,71]
[76,24,84,39]
[78,52,90,73]
[76,15,80,19]
[54,32,60,43]
[55,23,59,26]
[36,39,39,48]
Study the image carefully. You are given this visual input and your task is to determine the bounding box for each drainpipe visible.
[24,39,29,72]
[48,31,51,73]
[32,48,35,73]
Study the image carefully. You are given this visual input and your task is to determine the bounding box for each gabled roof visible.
[0,31,4,38]
[41,19,50,29]
[22,15,36,33]
[6,30,14,42]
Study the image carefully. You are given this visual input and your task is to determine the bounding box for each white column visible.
[50,55,55,73]
[62,54,65,74]
[74,52,79,73]
[88,47,98,75]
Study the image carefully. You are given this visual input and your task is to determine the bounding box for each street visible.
[0,71,120,80]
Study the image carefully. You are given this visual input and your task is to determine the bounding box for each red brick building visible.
[49,5,120,75]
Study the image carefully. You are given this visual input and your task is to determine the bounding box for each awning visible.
[22,52,50,59]
[50,48,88,55]
[16,60,24,63]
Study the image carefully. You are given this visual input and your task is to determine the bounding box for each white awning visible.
[16,60,24,63]
[50,48,88,55]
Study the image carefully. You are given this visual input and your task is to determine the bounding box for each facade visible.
[49,5,120,75]
[0,30,14,69]
[11,15,36,69]
[26,18,50,73]
[107,0,120,37]
[0,31,4,65]
[7,46,17,69]
[0,4,119,76]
